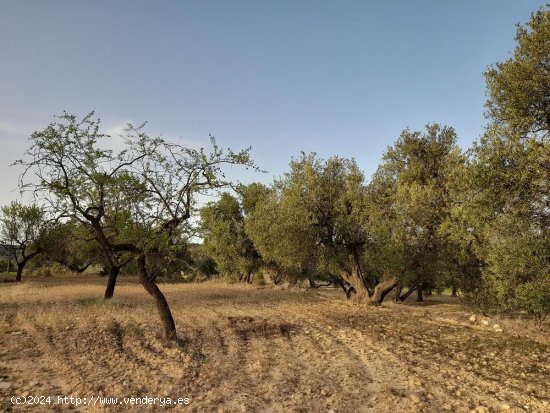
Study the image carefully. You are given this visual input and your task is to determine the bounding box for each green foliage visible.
[19,112,258,272]
[200,191,262,281]
[0,201,47,265]
[447,6,550,316]
[39,220,102,272]
[0,259,11,273]
[464,130,550,312]
[369,125,464,290]
[247,153,370,288]
[516,281,550,324]
[484,6,550,137]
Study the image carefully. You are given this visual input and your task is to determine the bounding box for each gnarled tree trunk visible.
[368,278,399,306]
[394,284,403,302]
[334,276,355,298]
[340,255,370,300]
[337,252,398,305]
[137,254,177,340]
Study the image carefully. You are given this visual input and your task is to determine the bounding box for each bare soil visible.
[0,277,548,412]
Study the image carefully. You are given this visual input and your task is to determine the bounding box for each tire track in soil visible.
[172,306,299,412]
[214,304,378,413]
[22,314,192,412]
[270,301,416,413]
[295,299,549,413]
[0,308,71,413]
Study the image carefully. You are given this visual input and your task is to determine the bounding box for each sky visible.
[0,0,547,206]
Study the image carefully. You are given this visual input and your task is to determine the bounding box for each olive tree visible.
[248,153,399,303]
[445,7,550,317]
[484,6,550,138]
[200,192,261,283]
[369,125,464,301]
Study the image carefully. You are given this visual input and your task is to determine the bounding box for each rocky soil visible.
[0,279,548,412]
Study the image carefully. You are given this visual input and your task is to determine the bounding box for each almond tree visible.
[17,112,257,339]
[0,201,47,281]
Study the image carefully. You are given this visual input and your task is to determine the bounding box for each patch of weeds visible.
[106,320,124,352]
[103,300,135,310]
[228,316,297,341]
[77,297,101,307]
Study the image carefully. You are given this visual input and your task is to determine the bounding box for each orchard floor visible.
[0,277,548,413]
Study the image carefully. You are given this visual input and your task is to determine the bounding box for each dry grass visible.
[0,277,549,412]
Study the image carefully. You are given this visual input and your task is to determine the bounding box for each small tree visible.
[17,112,257,340]
[200,189,264,283]
[0,201,47,281]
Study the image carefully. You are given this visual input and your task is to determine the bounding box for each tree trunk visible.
[416,286,424,302]
[334,277,355,298]
[398,285,418,302]
[137,254,177,340]
[15,262,24,282]
[104,266,121,299]
[451,285,458,297]
[340,254,370,300]
[369,278,399,306]
[426,288,432,296]
[341,270,369,300]
[72,263,91,274]
[394,284,403,302]
[307,274,317,288]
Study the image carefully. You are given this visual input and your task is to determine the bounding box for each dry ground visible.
[0,277,548,413]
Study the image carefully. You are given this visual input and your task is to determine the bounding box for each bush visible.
[0,259,11,273]
[29,262,74,277]
[516,281,550,326]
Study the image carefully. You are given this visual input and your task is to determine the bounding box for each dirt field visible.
[0,277,548,413]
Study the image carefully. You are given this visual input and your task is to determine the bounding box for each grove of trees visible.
[197,7,549,320]
[1,6,548,336]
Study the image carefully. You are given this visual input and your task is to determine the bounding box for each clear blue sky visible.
[0,0,546,204]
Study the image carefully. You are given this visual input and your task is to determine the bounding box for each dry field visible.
[0,277,548,413]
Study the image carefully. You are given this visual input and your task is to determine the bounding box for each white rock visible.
[409,394,420,404]
[0,382,12,390]
[493,324,501,329]
[469,315,477,322]
[481,320,489,326]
